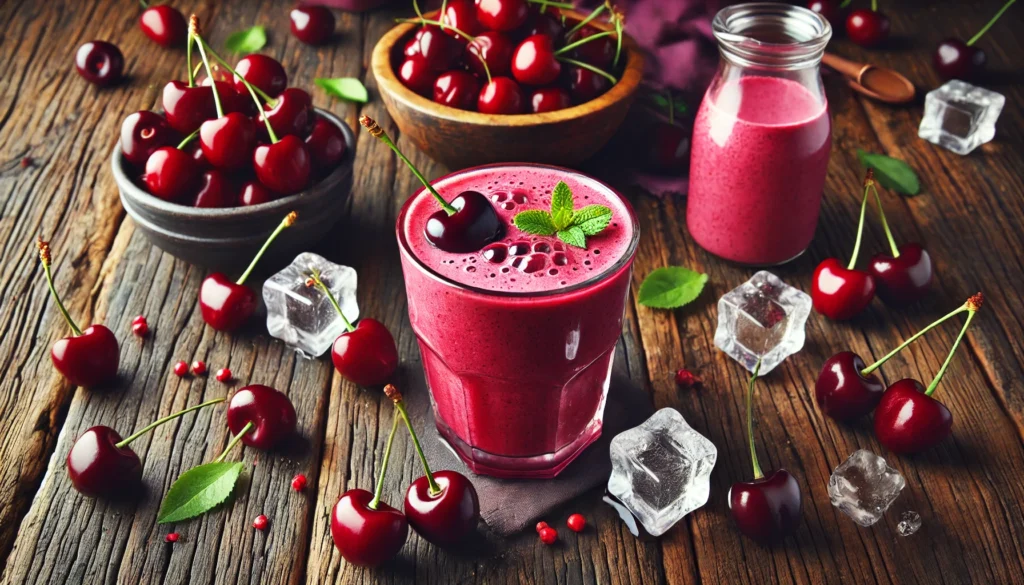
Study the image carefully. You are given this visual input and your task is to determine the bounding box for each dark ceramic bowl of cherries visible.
[111,27,354,270]
[372,0,644,169]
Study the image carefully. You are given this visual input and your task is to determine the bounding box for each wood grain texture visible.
[0,0,1022,584]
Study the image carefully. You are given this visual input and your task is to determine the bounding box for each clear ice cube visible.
[918,80,1005,155]
[608,408,717,537]
[897,510,921,536]
[263,252,359,357]
[714,271,811,375]
[828,449,906,527]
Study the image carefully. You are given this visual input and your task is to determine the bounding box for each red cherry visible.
[566,65,610,103]
[728,469,802,543]
[529,87,571,113]
[162,81,216,134]
[173,360,188,376]
[240,180,275,206]
[846,9,890,48]
[811,258,876,320]
[201,78,256,116]
[478,77,525,114]
[398,55,438,95]
[193,170,236,208]
[535,521,549,533]
[645,122,690,173]
[144,147,200,202]
[405,26,461,72]
[200,112,256,170]
[305,117,347,173]
[199,272,258,331]
[521,8,564,41]
[466,31,515,78]
[139,5,187,48]
[440,0,483,38]
[131,315,149,337]
[66,426,142,498]
[404,470,480,546]
[332,318,399,386]
[253,514,269,530]
[75,41,124,86]
[331,489,408,567]
[569,27,615,69]
[512,34,561,86]
[226,385,298,450]
[806,0,845,29]
[290,5,335,46]
[933,38,986,81]
[191,360,207,376]
[233,54,288,98]
[253,136,311,196]
[815,351,885,420]
[425,191,505,252]
[259,87,314,138]
[121,111,177,166]
[873,379,952,454]
[566,513,586,532]
[165,533,180,543]
[433,70,481,110]
[187,141,210,170]
[476,0,528,32]
[869,243,933,306]
[49,324,119,387]
[539,527,558,544]
[291,473,307,491]
[674,368,701,388]
[216,367,233,382]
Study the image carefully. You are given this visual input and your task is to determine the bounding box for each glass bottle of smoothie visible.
[397,165,639,479]
[687,3,833,266]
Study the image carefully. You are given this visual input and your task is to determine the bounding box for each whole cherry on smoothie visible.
[37,238,119,387]
[199,211,297,331]
[864,176,932,306]
[67,398,223,498]
[226,384,298,450]
[360,115,504,253]
[874,293,983,453]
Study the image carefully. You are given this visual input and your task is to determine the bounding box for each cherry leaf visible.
[638,267,708,309]
[158,462,243,524]
[857,150,920,195]
[315,78,369,104]
[225,26,267,54]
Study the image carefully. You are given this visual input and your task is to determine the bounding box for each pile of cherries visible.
[396,0,623,114]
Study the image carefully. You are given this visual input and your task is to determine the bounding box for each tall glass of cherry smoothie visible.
[397,165,639,478]
[688,3,833,266]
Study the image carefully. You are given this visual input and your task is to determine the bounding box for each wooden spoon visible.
[822,52,916,104]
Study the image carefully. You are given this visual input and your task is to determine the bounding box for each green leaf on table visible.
[512,210,557,236]
[315,78,369,104]
[856,149,920,195]
[572,205,613,236]
[158,462,244,524]
[511,181,613,249]
[550,181,575,230]
[224,26,267,54]
[557,226,587,249]
[638,267,708,309]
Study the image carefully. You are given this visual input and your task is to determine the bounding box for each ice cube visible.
[263,252,359,357]
[714,271,811,375]
[918,80,1005,155]
[897,510,921,536]
[828,449,905,527]
[608,408,717,537]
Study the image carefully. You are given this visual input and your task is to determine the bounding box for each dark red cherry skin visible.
[425,191,505,253]
[846,9,890,48]
[567,65,610,103]
[331,489,408,567]
[200,113,256,170]
[405,26,461,72]
[290,5,335,46]
[476,0,528,32]
[240,180,274,206]
[441,0,483,38]
[815,351,885,420]
[478,77,525,114]
[521,8,564,42]
[204,79,257,117]
[139,5,188,48]
[144,147,200,202]
[806,0,845,29]
[75,41,124,87]
[433,70,481,110]
[398,55,438,95]
[199,273,257,331]
[529,87,571,113]
[162,81,216,134]
[193,170,236,208]
[645,122,690,173]
[67,426,142,498]
[253,135,311,195]
[260,87,314,139]
[874,379,952,454]
[811,258,876,320]
[869,243,932,306]
[234,54,288,98]
[404,470,480,547]
[305,117,347,173]
[226,384,298,450]
[728,469,802,544]
[51,325,120,387]
[512,34,561,86]
[188,141,211,170]
[466,31,514,77]
[569,27,615,69]
[332,318,399,386]
[933,38,986,81]
[121,111,176,166]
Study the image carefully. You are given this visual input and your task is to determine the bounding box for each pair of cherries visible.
[812,170,932,321]
[332,385,479,566]
[815,293,984,454]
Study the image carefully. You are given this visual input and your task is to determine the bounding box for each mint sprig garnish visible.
[512,181,612,249]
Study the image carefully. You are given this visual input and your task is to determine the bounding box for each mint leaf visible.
[550,181,574,229]
[315,78,368,103]
[513,210,557,236]
[857,150,920,195]
[571,205,612,236]
[638,267,708,309]
[224,26,267,54]
[557,226,587,249]
[158,462,244,524]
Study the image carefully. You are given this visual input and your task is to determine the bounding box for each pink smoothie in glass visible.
[687,75,831,265]
[397,164,638,478]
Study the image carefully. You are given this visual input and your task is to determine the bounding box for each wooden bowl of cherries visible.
[112,19,355,270]
[372,0,644,169]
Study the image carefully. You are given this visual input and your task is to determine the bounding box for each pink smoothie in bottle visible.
[687,75,831,265]
[397,164,638,478]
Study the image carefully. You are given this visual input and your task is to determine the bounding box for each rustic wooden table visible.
[2,0,1023,583]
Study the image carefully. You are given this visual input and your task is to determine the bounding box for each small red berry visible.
[132,316,149,337]
[165,532,180,543]
[539,527,558,545]
[535,521,549,533]
[191,360,207,375]
[215,367,232,382]
[675,369,702,388]
[20,157,32,168]
[173,361,188,376]
[291,473,307,491]
[567,513,586,532]
[253,514,269,530]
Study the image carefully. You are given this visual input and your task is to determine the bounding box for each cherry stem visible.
[839,0,852,7]
[871,0,877,11]
[138,0,148,7]
[612,4,624,67]
[398,17,491,82]
[860,300,973,376]
[191,25,224,119]
[186,32,195,87]
[968,0,1017,46]
[666,91,674,126]
[567,3,606,37]
[214,421,253,463]
[117,398,224,448]
[926,294,983,396]
[236,211,297,285]
[386,385,441,495]
[369,413,400,511]
[37,238,82,336]
[359,116,457,216]
[870,182,900,258]
[307,268,355,332]
[553,30,616,56]
[200,39,276,105]
[176,129,199,150]
[529,0,573,8]
[847,183,871,270]
[557,57,618,84]
[746,359,764,480]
